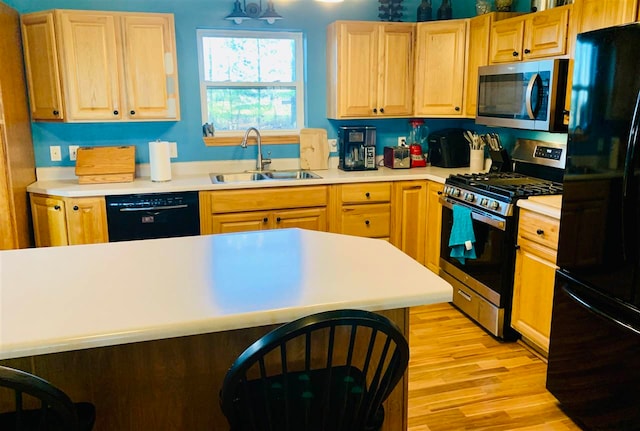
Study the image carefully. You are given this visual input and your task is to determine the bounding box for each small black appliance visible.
[338,126,377,171]
[427,128,470,168]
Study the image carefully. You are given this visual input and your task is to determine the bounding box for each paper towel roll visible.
[149,141,172,182]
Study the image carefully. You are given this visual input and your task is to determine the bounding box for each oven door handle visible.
[439,197,507,231]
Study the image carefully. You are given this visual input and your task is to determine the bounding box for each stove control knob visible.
[490,201,500,210]
[480,198,488,207]
[453,189,461,197]
[464,193,475,202]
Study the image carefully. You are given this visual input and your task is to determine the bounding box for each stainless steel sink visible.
[262,170,322,180]
[210,170,321,184]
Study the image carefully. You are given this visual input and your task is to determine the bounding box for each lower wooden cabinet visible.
[329,182,392,240]
[391,181,427,265]
[511,208,560,356]
[200,186,329,235]
[30,194,108,246]
[425,182,444,273]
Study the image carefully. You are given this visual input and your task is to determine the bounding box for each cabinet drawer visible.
[340,204,391,238]
[206,186,328,213]
[518,209,559,250]
[339,182,391,204]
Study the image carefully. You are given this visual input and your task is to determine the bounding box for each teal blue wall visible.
[9,0,552,168]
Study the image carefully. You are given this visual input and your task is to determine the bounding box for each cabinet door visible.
[65,197,108,245]
[56,10,122,121]
[425,182,444,274]
[210,211,271,234]
[489,18,525,63]
[378,24,414,117]
[512,241,557,354]
[414,20,467,117]
[21,12,64,121]
[523,6,569,60]
[30,194,68,247]
[464,14,492,118]
[391,181,427,265]
[334,22,379,117]
[273,208,327,231]
[121,14,180,120]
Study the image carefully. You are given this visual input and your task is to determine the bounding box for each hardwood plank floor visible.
[408,303,583,431]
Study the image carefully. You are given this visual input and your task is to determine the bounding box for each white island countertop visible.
[0,229,452,360]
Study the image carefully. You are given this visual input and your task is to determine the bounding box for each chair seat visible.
[0,402,95,431]
[230,365,384,431]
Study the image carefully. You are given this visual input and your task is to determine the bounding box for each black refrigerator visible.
[546,23,640,430]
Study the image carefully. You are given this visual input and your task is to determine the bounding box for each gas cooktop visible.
[447,172,563,199]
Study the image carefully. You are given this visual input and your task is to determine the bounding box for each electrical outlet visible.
[328,138,337,152]
[397,136,407,147]
[69,145,79,161]
[168,141,178,158]
[49,146,61,162]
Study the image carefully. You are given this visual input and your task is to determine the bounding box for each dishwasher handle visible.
[118,204,189,212]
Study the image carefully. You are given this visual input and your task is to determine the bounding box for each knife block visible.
[489,149,512,173]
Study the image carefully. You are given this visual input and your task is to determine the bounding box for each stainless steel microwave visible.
[476,59,569,132]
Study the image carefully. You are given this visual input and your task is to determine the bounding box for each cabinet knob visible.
[365,220,370,226]
[454,106,460,111]
[524,48,531,54]
[365,192,370,198]
[130,110,136,115]
[276,217,281,223]
[372,108,378,114]
[52,110,59,116]
[263,217,269,223]
[512,51,519,57]
[536,229,544,235]
[54,205,61,210]
[380,108,385,113]
[113,110,119,115]
[437,191,443,195]
[73,205,79,211]
[515,244,520,250]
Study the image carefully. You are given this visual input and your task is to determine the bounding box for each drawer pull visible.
[365,220,370,226]
[276,217,281,223]
[365,192,370,198]
[536,229,544,235]
[457,289,472,302]
[263,217,268,223]
[73,205,79,211]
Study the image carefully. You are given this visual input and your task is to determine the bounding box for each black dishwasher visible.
[106,192,200,242]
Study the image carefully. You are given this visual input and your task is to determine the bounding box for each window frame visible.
[196,28,305,139]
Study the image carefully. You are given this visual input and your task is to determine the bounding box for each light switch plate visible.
[169,142,178,158]
[50,146,61,162]
[69,145,79,161]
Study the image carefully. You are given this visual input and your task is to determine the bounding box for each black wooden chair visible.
[0,365,95,431]
[220,309,409,431]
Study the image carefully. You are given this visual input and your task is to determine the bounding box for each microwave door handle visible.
[525,73,540,120]
[621,90,640,261]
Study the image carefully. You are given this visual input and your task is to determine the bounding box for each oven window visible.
[440,205,515,300]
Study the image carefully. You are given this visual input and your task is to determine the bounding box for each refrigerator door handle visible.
[621,90,640,261]
[525,73,541,120]
[563,284,640,336]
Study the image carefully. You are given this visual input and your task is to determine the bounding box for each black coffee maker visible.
[338,126,377,171]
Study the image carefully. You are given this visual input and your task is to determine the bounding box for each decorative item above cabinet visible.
[21,10,180,122]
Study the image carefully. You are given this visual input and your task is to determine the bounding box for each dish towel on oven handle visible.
[449,204,476,264]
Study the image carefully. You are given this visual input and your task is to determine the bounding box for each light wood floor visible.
[408,303,583,431]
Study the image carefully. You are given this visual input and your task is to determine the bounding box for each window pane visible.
[202,37,295,83]
[206,87,298,130]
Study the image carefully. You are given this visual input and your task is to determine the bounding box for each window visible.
[197,29,304,135]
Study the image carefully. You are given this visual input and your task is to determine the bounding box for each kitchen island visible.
[0,228,452,430]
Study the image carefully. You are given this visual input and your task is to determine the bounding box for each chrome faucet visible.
[240,127,271,172]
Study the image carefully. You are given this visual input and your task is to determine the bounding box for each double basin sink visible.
[210,170,322,184]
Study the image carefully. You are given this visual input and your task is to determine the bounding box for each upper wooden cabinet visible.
[414,19,467,117]
[21,10,180,122]
[326,21,414,119]
[489,5,570,63]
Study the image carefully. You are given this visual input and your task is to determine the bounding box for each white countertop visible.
[517,195,562,219]
[0,229,452,360]
[27,160,477,197]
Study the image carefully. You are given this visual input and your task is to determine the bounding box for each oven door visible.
[439,197,517,336]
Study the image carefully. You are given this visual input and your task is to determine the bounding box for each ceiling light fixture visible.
[225,0,283,24]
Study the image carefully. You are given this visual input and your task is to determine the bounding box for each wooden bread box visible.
[75,146,136,184]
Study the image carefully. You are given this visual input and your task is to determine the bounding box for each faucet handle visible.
[262,151,272,170]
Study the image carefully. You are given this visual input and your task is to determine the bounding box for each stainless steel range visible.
[439,139,566,340]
